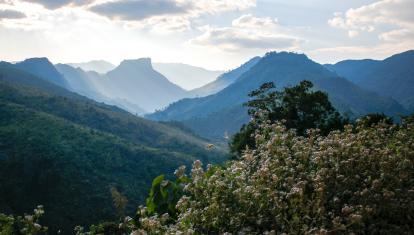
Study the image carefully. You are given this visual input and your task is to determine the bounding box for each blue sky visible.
[0,0,413,70]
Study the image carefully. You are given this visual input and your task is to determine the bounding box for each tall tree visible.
[230,80,348,156]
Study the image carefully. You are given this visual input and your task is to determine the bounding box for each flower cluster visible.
[133,119,414,234]
[0,205,47,234]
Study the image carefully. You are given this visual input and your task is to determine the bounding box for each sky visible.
[0,0,413,71]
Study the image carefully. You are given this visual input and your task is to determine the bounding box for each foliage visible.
[130,117,414,234]
[110,187,128,218]
[358,113,393,127]
[144,171,189,221]
[230,80,348,156]
[0,206,47,235]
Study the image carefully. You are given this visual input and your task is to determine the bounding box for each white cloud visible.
[328,0,414,40]
[190,14,301,51]
[1,0,256,33]
[379,28,414,41]
[231,13,277,28]
[348,30,359,38]
[88,0,256,32]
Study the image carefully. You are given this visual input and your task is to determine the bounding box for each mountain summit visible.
[15,57,68,88]
[103,58,186,112]
[118,58,153,71]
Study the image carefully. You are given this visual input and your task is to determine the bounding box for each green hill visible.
[0,64,226,233]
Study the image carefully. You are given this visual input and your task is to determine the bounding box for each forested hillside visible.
[8,83,412,235]
[0,64,226,233]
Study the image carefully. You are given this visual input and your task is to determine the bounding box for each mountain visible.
[104,58,187,112]
[188,56,261,97]
[14,57,68,88]
[55,63,98,96]
[0,62,226,233]
[326,50,414,111]
[55,64,146,115]
[153,63,223,90]
[68,60,115,74]
[149,52,407,140]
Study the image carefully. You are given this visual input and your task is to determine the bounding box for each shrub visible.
[133,118,414,234]
[0,206,47,235]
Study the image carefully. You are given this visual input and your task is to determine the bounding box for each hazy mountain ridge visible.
[188,56,261,98]
[58,58,190,114]
[68,60,116,74]
[103,58,187,112]
[55,63,147,115]
[327,50,414,111]
[153,62,223,90]
[149,51,407,140]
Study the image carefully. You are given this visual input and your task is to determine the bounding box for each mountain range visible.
[5,50,413,142]
[326,50,414,112]
[1,49,413,233]
[149,52,409,140]
[58,58,191,114]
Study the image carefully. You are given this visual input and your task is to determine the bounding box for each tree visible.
[230,80,348,156]
[110,187,128,218]
[358,113,393,127]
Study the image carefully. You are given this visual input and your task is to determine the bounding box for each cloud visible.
[89,0,189,21]
[348,30,359,38]
[88,0,256,32]
[328,0,414,40]
[232,14,278,28]
[0,9,25,19]
[23,0,94,9]
[379,28,414,41]
[191,14,301,51]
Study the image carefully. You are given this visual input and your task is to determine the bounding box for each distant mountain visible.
[104,58,187,112]
[149,52,406,140]
[326,50,414,111]
[188,56,261,97]
[68,60,115,74]
[56,64,146,115]
[153,63,223,90]
[0,63,225,233]
[55,63,98,95]
[14,57,68,88]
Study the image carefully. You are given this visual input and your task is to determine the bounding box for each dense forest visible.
[1,81,412,234]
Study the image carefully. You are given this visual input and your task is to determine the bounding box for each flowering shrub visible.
[131,119,413,234]
[0,205,47,234]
